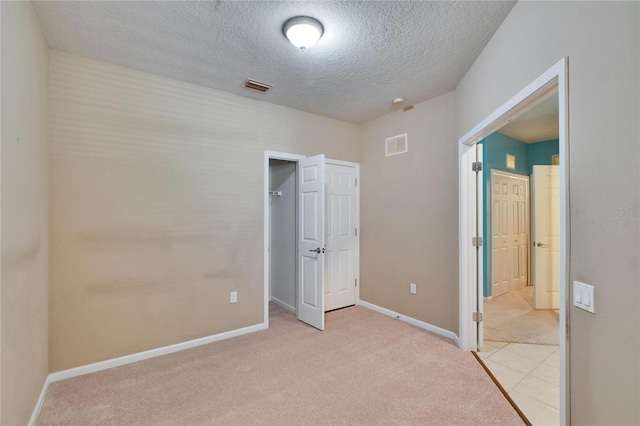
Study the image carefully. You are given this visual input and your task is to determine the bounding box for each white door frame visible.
[458,57,570,425]
[324,158,361,307]
[264,152,361,325]
[264,151,305,327]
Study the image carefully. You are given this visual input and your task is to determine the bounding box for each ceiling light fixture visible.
[283,16,324,50]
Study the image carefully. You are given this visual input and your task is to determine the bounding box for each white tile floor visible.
[478,341,559,426]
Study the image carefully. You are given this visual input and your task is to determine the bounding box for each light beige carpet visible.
[484,286,559,345]
[37,304,523,425]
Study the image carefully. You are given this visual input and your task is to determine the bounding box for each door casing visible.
[264,152,360,328]
[458,58,570,425]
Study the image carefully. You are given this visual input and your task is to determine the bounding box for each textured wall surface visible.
[456,2,639,423]
[48,50,359,372]
[359,92,458,333]
[1,2,49,424]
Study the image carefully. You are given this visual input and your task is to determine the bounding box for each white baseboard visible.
[357,300,460,347]
[48,322,266,383]
[28,375,51,426]
[483,296,494,302]
[269,296,296,314]
[29,322,264,423]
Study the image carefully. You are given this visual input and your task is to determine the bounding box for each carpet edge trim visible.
[47,322,267,385]
[358,300,460,346]
[472,352,532,426]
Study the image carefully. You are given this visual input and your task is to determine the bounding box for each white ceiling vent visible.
[243,79,273,93]
[385,133,408,157]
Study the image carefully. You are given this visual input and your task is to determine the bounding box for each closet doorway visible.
[264,152,360,331]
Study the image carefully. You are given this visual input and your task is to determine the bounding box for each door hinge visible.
[472,162,482,172]
[355,278,358,287]
[472,312,483,322]
[355,228,358,237]
[472,236,483,247]
[355,178,358,186]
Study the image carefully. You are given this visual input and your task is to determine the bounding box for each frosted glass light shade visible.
[283,16,324,50]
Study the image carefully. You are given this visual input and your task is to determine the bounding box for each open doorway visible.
[268,159,298,314]
[263,151,360,331]
[458,58,569,425]
[481,94,560,345]
[476,95,561,425]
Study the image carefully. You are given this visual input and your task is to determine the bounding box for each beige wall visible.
[48,50,359,372]
[1,2,50,424]
[456,2,639,424]
[359,93,458,332]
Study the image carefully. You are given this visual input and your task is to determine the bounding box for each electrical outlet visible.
[230,291,237,303]
[410,283,417,294]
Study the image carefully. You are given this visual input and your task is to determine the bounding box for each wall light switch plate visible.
[230,291,237,303]
[410,283,417,294]
[573,281,595,313]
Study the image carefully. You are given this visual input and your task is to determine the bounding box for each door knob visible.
[536,242,546,247]
[309,248,321,253]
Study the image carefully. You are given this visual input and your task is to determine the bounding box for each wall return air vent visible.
[385,133,408,157]
[244,79,273,93]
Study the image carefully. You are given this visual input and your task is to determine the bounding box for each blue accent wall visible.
[528,139,560,174]
[482,132,530,176]
[479,134,559,298]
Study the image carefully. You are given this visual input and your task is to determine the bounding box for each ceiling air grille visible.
[244,79,273,93]
[385,133,408,157]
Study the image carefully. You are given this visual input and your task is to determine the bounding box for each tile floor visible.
[478,341,559,426]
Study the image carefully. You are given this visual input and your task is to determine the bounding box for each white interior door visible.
[491,171,529,297]
[533,165,560,309]
[324,162,357,311]
[510,176,529,291]
[491,173,511,297]
[297,154,325,330]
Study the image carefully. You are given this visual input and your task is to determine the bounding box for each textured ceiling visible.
[33,1,516,124]
[499,94,560,143]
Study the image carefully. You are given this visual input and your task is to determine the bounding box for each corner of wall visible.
[1,1,50,424]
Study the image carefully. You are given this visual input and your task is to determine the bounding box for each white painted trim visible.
[557,57,571,426]
[476,143,484,347]
[459,69,559,147]
[458,57,570,425]
[355,163,360,304]
[324,158,358,168]
[48,323,265,383]
[28,376,51,426]
[270,296,296,314]
[358,300,460,347]
[483,296,494,303]
[264,151,305,327]
[458,142,479,352]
